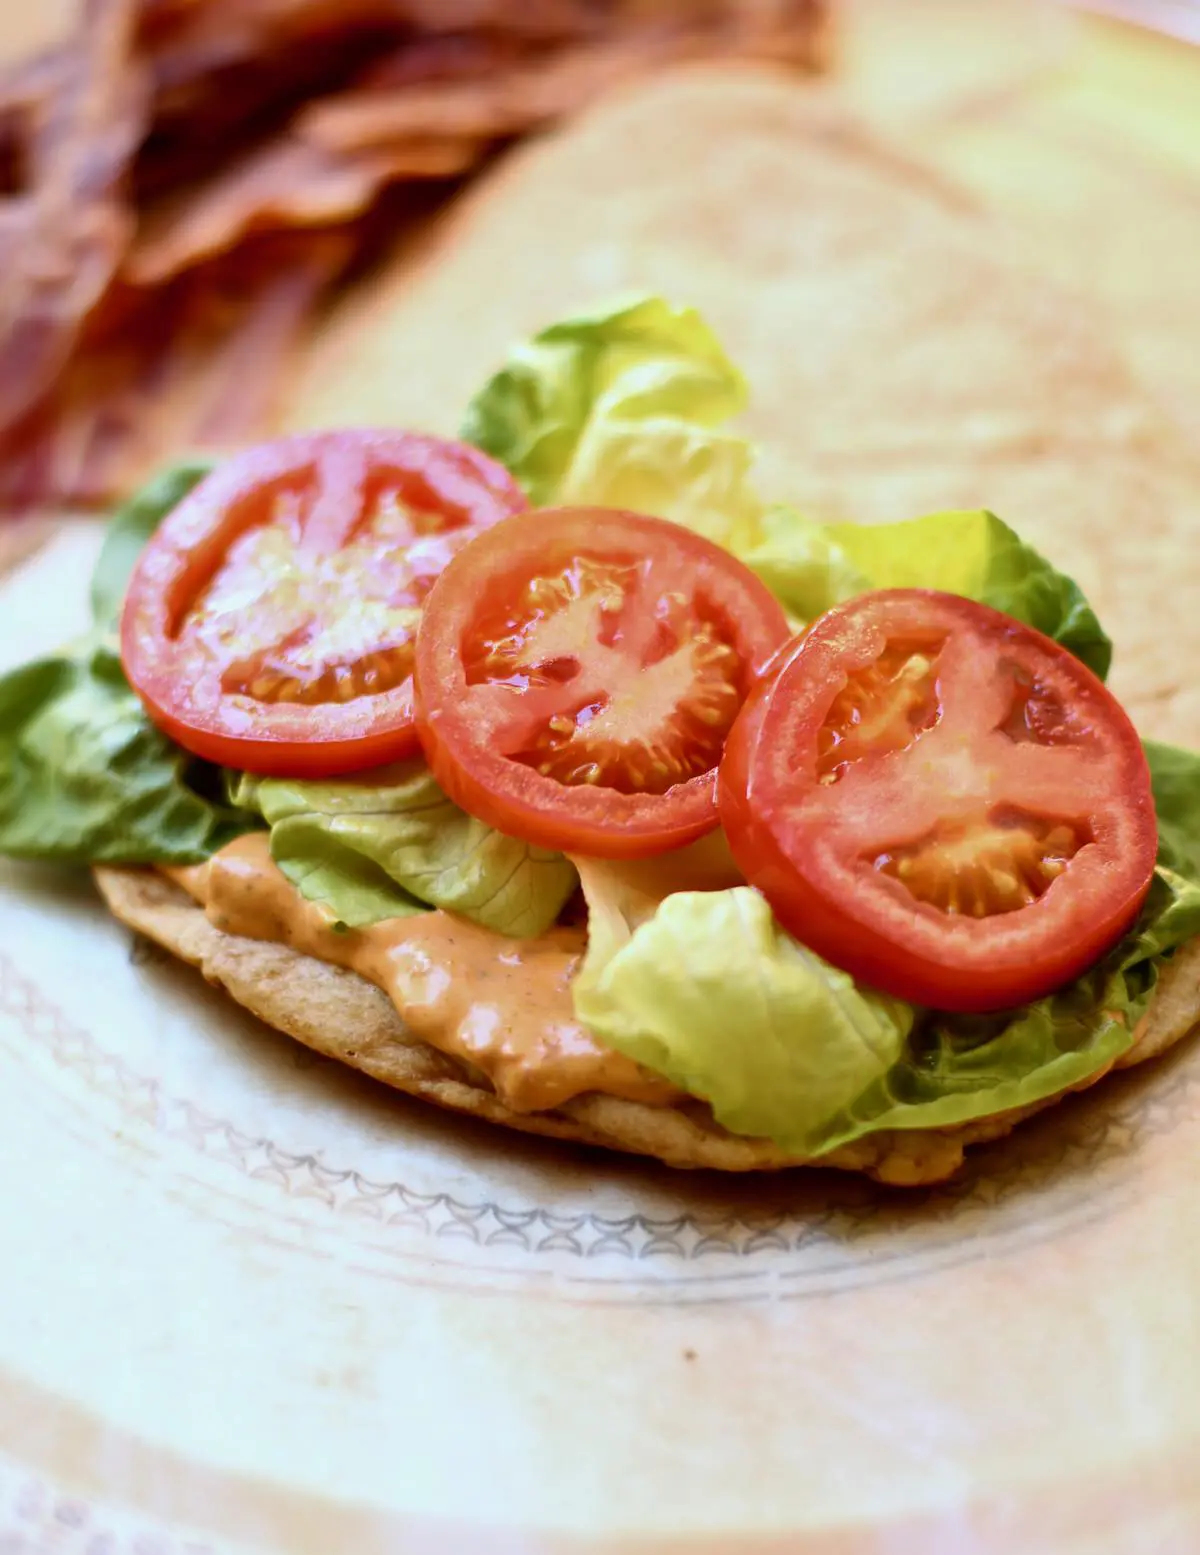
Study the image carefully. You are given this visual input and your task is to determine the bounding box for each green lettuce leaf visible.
[573,888,915,1150]
[0,635,255,864]
[742,506,1112,678]
[461,295,762,550]
[89,460,213,627]
[1145,740,1200,880]
[232,763,578,936]
[571,831,746,972]
[574,862,1200,1156]
[821,863,1200,1148]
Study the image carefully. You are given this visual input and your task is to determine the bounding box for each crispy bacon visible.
[305,7,828,153]
[128,134,482,284]
[0,0,828,519]
[0,234,349,514]
[0,0,148,440]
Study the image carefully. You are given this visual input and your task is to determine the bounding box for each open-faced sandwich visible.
[3,297,1198,1185]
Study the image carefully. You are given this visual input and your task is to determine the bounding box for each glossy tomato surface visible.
[121,430,527,777]
[718,589,1157,1012]
[414,506,791,859]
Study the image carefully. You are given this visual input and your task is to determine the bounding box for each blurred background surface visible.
[0,0,1198,545]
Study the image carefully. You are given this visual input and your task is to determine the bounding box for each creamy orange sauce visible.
[167,834,676,1113]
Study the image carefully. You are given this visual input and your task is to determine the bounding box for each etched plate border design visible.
[0,945,1195,1274]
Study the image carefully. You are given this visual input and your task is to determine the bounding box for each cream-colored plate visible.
[6,3,1200,1539]
[2,527,1200,1554]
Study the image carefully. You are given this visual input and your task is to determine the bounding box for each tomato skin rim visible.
[131,684,424,779]
[119,429,528,779]
[414,505,792,860]
[718,589,1159,1013]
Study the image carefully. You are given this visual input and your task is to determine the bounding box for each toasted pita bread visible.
[90,69,1200,1179]
[93,866,1200,1185]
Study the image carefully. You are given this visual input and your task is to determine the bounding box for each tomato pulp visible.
[120,430,527,777]
[718,589,1157,1012]
[414,506,791,858]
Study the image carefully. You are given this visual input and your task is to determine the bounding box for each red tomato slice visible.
[120,430,527,777]
[718,589,1157,1013]
[413,506,791,859]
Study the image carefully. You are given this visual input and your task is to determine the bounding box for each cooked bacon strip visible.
[357,32,536,91]
[60,237,347,508]
[0,413,56,517]
[0,231,349,514]
[181,233,351,448]
[300,54,620,150]
[303,7,827,154]
[127,133,483,285]
[0,0,148,441]
[137,0,607,74]
[129,3,603,197]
